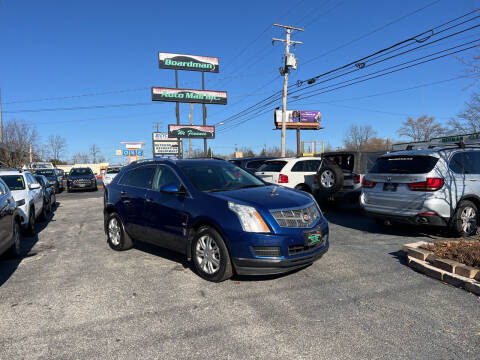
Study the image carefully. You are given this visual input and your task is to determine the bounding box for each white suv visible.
[255,157,322,193]
[103,165,123,186]
[0,170,44,236]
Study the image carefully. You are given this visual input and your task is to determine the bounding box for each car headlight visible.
[228,201,270,233]
[16,199,25,206]
[49,180,56,184]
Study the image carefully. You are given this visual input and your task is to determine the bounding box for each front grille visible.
[288,240,324,256]
[253,246,281,257]
[270,204,319,228]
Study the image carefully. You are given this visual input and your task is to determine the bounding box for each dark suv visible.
[67,167,97,192]
[313,150,385,203]
[229,156,275,174]
[104,159,329,282]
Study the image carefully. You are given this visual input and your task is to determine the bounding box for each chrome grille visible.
[73,178,93,184]
[270,204,319,228]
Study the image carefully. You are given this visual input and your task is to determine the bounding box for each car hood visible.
[68,175,94,180]
[208,185,314,210]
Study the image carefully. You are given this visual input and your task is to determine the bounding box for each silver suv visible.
[360,146,480,237]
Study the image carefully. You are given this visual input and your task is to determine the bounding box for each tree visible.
[89,144,101,163]
[447,92,480,134]
[206,147,213,158]
[46,135,67,162]
[397,115,445,141]
[343,124,377,150]
[72,153,89,164]
[1,118,40,168]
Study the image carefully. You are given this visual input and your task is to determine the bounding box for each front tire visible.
[192,227,233,282]
[7,222,21,258]
[24,208,36,237]
[106,212,133,251]
[451,200,478,237]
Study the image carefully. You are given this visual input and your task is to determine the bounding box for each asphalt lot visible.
[0,190,479,359]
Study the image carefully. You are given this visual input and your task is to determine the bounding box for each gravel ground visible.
[0,191,479,359]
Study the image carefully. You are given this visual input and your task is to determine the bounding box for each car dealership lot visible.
[0,191,479,359]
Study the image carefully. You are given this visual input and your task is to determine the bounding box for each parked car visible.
[103,165,123,186]
[26,162,55,169]
[361,145,480,237]
[34,175,56,214]
[31,168,61,193]
[229,156,275,174]
[67,167,97,192]
[0,169,45,236]
[104,159,329,282]
[0,177,23,258]
[314,150,385,203]
[255,157,322,193]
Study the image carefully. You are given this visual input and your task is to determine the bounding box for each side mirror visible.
[29,183,41,190]
[160,184,186,195]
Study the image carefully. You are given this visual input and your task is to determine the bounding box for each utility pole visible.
[175,70,181,159]
[153,121,162,132]
[202,72,207,156]
[0,89,3,143]
[272,23,303,157]
[189,103,193,158]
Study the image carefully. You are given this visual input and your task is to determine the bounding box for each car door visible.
[461,151,480,197]
[116,165,156,240]
[25,173,42,217]
[0,182,10,251]
[143,165,188,253]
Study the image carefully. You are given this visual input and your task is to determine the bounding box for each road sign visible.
[122,150,129,156]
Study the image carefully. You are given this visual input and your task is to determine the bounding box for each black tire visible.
[94,181,98,191]
[191,226,233,282]
[451,200,478,237]
[106,212,133,251]
[24,208,36,237]
[39,201,48,222]
[7,222,21,258]
[317,164,344,194]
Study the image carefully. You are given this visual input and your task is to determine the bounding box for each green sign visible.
[152,87,227,105]
[158,52,219,73]
[168,125,215,139]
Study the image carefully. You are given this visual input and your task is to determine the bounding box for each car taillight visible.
[361,178,376,188]
[353,174,360,184]
[313,174,318,184]
[408,177,444,191]
[278,174,289,183]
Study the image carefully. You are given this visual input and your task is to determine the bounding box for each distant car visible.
[255,157,322,193]
[67,167,97,192]
[0,177,23,258]
[31,168,61,193]
[103,165,123,186]
[228,156,275,174]
[34,175,56,214]
[28,162,55,169]
[0,169,45,236]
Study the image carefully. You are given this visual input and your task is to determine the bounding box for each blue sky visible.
[1,0,479,162]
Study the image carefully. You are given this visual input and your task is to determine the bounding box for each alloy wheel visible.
[320,170,335,188]
[195,235,221,275]
[108,218,121,246]
[461,206,477,234]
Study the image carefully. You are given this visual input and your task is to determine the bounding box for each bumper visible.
[364,210,448,227]
[232,239,329,276]
[68,183,97,190]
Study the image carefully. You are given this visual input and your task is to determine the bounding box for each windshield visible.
[106,167,121,174]
[32,169,55,177]
[369,156,439,174]
[70,168,93,176]
[180,163,265,192]
[257,160,287,172]
[1,175,25,190]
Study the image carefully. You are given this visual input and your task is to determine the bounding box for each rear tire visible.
[24,208,36,237]
[106,212,133,251]
[7,222,21,258]
[451,200,478,237]
[192,226,233,282]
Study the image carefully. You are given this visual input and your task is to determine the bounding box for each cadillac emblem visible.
[302,213,311,222]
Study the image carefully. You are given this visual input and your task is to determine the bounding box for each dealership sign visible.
[168,125,215,139]
[152,132,179,155]
[274,110,321,129]
[152,87,227,105]
[158,52,219,73]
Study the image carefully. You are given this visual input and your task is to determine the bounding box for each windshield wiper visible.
[238,184,264,189]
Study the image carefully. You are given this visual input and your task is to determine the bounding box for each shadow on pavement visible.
[133,241,191,269]
[389,250,408,266]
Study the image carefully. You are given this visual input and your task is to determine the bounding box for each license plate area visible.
[383,183,398,192]
[304,228,323,246]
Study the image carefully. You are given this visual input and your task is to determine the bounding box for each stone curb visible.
[403,242,480,296]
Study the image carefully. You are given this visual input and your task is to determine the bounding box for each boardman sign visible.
[168,125,215,139]
[158,52,219,73]
[152,87,227,105]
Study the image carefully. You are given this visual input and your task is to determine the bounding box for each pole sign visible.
[274,110,321,129]
[152,132,179,156]
[168,125,215,139]
[158,52,219,73]
[152,87,227,105]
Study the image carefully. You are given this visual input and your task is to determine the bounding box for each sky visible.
[1,0,479,162]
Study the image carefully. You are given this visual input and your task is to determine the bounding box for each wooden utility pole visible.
[189,104,193,158]
[202,72,207,156]
[153,121,162,132]
[0,89,3,142]
[272,24,303,157]
[175,70,181,159]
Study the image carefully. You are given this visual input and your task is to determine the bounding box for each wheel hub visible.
[320,170,335,188]
[460,206,477,234]
[108,218,121,246]
[195,235,220,275]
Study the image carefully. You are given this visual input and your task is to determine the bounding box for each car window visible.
[70,168,93,176]
[229,160,242,166]
[258,160,287,172]
[291,161,304,172]
[25,173,37,185]
[370,156,438,174]
[153,165,182,190]
[450,151,480,174]
[471,151,480,174]
[34,176,45,186]
[122,166,156,189]
[0,180,6,195]
[305,160,321,172]
[1,175,26,190]
[245,160,265,169]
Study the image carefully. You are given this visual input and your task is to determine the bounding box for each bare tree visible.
[89,144,101,163]
[447,92,480,134]
[1,118,39,168]
[397,115,444,141]
[72,153,89,164]
[46,135,67,163]
[343,125,377,150]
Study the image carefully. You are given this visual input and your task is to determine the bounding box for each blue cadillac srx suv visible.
[103,159,329,282]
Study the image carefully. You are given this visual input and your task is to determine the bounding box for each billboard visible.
[274,110,321,129]
[168,125,215,139]
[152,87,227,105]
[158,52,219,73]
[152,132,179,156]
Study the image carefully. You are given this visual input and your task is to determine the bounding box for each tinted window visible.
[291,161,304,172]
[305,160,321,172]
[34,175,46,186]
[26,173,37,185]
[70,168,93,176]
[229,160,242,166]
[1,175,26,190]
[258,161,287,172]
[370,156,438,174]
[450,151,480,174]
[0,180,6,195]
[154,166,182,190]
[245,160,265,169]
[123,166,156,189]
